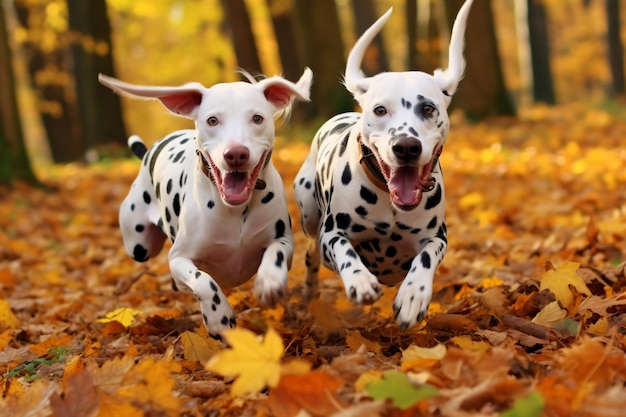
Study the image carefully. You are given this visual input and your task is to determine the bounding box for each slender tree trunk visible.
[0,2,37,185]
[266,0,302,81]
[443,0,515,119]
[14,0,84,163]
[527,0,555,104]
[407,0,442,74]
[350,0,388,75]
[67,0,127,152]
[292,0,352,120]
[221,0,263,76]
[606,0,625,97]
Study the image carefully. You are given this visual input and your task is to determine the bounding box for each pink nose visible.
[224,146,249,169]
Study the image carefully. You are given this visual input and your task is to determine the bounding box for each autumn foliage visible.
[1,104,626,416]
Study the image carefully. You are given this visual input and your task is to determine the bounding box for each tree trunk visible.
[292,0,353,120]
[266,0,302,81]
[527,0,555,104]
[221,0,263,76]
[443,0,515,119]
[0,2,38,184]
[350,0,388,75]
[13,0,84,163]
[606,0,625,97]
[406,0,442,74]
[67,0,127,153]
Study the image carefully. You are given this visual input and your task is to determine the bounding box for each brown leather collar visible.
[356,134,440,193]
[357,135,389,192]
[196,149,267,190]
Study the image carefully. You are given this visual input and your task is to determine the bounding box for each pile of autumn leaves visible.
[1,103,626,416]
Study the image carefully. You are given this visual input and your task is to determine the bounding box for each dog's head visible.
[344,1,472,210]
[99,68,312,206]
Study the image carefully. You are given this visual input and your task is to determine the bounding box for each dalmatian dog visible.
[99,68,312,339]
[294,1,473,331]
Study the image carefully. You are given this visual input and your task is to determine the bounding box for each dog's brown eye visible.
[373,106,387,116]
[422,104,436,116]
[207,116,219,126]
[252,114,264,124]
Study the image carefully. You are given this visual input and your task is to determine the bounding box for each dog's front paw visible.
[254,259,289,308]
[393,278,433,331]
[199,297,237,341]
[343,270,382,304]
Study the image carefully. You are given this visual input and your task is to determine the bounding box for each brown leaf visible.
[49,369,98,417]
[267,371,345,417]
[427,313,476,333]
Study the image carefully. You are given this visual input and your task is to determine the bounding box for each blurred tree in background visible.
[2,0,626,173]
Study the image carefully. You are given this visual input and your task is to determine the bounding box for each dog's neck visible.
[196,149,268,190]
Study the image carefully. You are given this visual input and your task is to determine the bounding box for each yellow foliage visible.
[0,299,20,329]
[97,307,141,327]
[206,327,284,396]
[532,301,568,327]
[450,336,490,353]
[540,262,591,307]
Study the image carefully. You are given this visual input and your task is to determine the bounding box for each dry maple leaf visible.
[0,299,19,330]
[267,371,345,417]
[97,307,141,327]
[205,327,283,396]
[49,369,98,417]
[539,262,590,307]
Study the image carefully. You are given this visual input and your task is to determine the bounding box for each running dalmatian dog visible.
[99,68,312,339]
[294,1,473,331]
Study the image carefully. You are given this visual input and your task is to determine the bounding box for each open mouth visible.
[377,151,438,210]
[206,151,267,206]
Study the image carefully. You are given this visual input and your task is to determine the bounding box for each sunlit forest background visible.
[2,0,626,179]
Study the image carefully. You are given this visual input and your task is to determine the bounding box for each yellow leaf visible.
[354,369,382,392]
[401,343,446,372]
[540,262,590,307]
[117,358,181,411]
[480,275,504,289]
[459,192,484,209]
[346,331,383,355]
[281,359,312,375]
[206,327,283,396]
[97,393,143,417]
[180,331,220,363]
[450,336,490,353]
[0,329,14,350]
[532,301,567,327]
[587,317,608,336]
[0,299,20,329]
[97,307,141,327]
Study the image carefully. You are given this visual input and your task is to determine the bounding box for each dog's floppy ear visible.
[433,0,473,105]
[98,74,204,119]
[343,8,392,102]
[257,67,313,110]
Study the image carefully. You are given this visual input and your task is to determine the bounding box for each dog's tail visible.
[128,135,147,159]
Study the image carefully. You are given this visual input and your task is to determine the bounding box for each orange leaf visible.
[29,335,73,355]
[268,371,345,417]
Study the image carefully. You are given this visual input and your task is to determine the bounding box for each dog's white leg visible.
[253,219,293,307]
[319,232,382,303]
[169,256,236,340]
[393,225,447,330]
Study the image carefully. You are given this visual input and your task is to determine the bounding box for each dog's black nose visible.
[224,146,250,169]
[392,137,422,163]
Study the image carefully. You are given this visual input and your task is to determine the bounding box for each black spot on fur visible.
[401,259,413,271]
[165,207,171,222]
[173,150,185,163]
[213,293,221,305]
[167,179,173,194]
[220,315,229,325]
[275,251,285,267]
[360,186,378,205]
[341,162,352,185]
[155,182,161,200]
[385,246,397,257]
[336,213,351,230]
[207,200,215,209]
[143,191,151,204]
[210,281,218,292]
[173,193,181,216]
[338,132,350,157]
[130,203,135,211]
[135,224,144,232]
[390,232,403,241]
[261,192,275,204]
[355,206,368,217]
[421,252,431,269]
[275,219,286,239]
[324,215,335,232]
[424,184,442,210]
[427,216,438,229]
[351,223,366,233]
[346,249,357,259]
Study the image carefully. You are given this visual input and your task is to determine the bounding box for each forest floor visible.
[1,104,626,417]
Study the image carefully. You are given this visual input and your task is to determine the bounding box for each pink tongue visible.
[389,167,421,207]
[223,172,249,203]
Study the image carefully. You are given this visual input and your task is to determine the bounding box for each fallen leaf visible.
[346,330,382,355]
[354,369,382,392]
[401,343,446,371]
[97,307,141,327]
[366,370,438,409]
[450,335,491,353]
[532,300,567,327]
[205,327,283,396]
[500,391,545,417]
[0,299,19,330]
[49,369,98,417]
[117,357,181,412]
[267,371,345,417]
[180,330,220,363]
[539,262,590,307]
